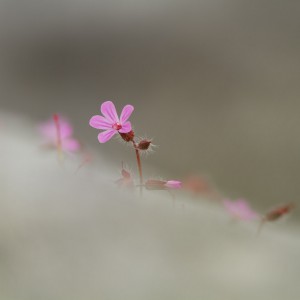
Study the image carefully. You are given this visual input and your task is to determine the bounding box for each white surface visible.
[1,113,299,300]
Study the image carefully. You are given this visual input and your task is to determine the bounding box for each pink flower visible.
[39,114,80,152]
[89,101,134,143]
[223,199,258,221]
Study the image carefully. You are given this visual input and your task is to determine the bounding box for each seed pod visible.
[137,140,151,150]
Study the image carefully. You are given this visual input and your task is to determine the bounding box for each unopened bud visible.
[164,180,182,189]
[119,130,135,142]
[265,203,295,221]
[121,169,131,179]
[137,140,151,150]
[121,162,131,179]
[145,179,167,190]
[116,163,134,189]
[145,179,182,190]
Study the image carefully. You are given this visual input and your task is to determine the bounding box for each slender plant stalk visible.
[133,141,143,196]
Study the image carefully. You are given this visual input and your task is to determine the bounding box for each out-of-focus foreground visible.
[0,113,299,300]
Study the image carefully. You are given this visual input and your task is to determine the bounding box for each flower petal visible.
[59,119,73,139]
[62,138,80,152]
[223,199,258,221]
[38,122,56,141]
[101,101,119,123]
[119,121,132,133]
[39,117,73,141]
[89,115,112,129]
[98,129,117,143]
[120,104,134,123]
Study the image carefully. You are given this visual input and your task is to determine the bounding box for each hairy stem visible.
[133,141,143,196]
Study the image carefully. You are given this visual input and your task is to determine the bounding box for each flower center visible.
[112,122,122,130]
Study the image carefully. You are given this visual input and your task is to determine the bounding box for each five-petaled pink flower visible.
[223,199,258,221]
[89,101,134,143]
[39,114,80,152]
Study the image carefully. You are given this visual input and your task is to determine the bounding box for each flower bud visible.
[121,168,131,179]
[137,139,151,150]
[121,162,131,179]
[145,179,182,190]
[119,130,135,142]
[145,179,167,190]
[116,163,134,189]
[164,180,182,189]
[265,203,295,221]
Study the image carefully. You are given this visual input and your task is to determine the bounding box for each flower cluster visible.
[36,99,294,233]
[89,100,181,195]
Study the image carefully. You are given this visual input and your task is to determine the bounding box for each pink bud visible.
[164,180,182,189]
[145,179,182,190]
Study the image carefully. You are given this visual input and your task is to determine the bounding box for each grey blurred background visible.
[1,0,300,212]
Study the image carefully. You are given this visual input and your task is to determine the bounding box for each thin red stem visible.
[133,141,143,196]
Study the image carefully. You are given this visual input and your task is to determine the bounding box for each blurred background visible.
[1,0,300,212]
